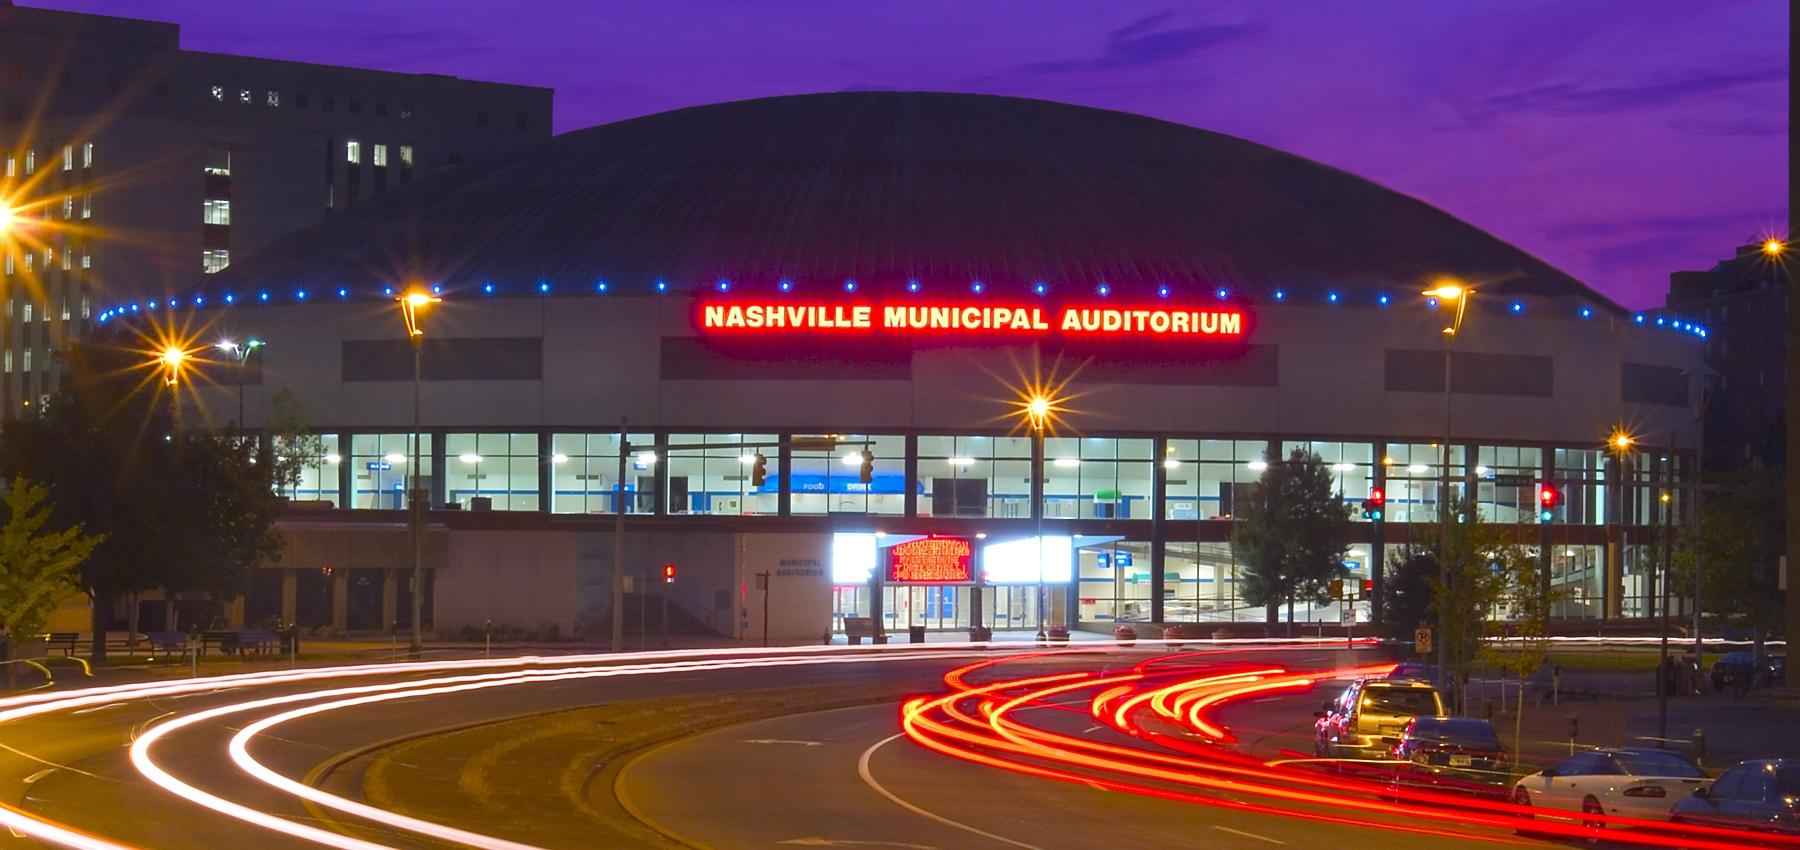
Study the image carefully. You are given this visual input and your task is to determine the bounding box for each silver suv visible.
[1314,678,1446,760]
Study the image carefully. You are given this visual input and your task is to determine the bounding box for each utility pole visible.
[611,419,628,653]
[757,571,772,647]
[1657,434,1675,742]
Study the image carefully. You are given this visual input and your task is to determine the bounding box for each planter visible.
[968,626,993,643]
[1048,625,1071,645]
[1112,625,1138,647]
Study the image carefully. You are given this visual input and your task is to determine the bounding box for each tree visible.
[1232,448,1351,628]
[265,386,324,500]
[1482,545,1564,759]
[1670,468,1783,641]
[1381,548,1437,641]
[1427,498,1529,713]
[0,477,104,640]
[0,337,285,662]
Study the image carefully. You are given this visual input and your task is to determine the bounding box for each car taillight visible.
[1494,750,1508,764]
[1623,785,1666,798]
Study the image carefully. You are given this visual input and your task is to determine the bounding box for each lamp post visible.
[397,290,438,655]
[1422,281,1473,693]
[158,345,187,427]
[215,338,264,434]
[1027,395,1050,641]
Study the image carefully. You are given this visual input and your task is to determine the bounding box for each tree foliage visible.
[265,386,324,499]
[1425,499,1534,712]
[1232,448,1351,622]
[0,337,285,660]
[1380,548,1437,641]
[0,477,104,638]
[1670,468,1783,637]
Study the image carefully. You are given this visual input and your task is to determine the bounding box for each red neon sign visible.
[887,536,974,583]
[697,301,1246,339]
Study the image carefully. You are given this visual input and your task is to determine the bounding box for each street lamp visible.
[216,338,265,433]
[1421,280,1473,693]
[1762,238,1786,258]
[158,345,186,386]
[396,289,438,655]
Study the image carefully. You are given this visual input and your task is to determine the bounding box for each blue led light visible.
[717,279,730,292]
[1655,317,1665,326]
[149,300,159,310]
[971,281,984,294]
[130,304,139,312]
[1273,289,1286,301]
[1580,307,1593,318]
[383,286,395,297]
[1097,283,1110,297]
[224,293,236,304]
[779,279,793,292]
[1427,297,1439,309]
[296,289,307,301]
[1327,291,1339,303]
[194,296,204,306]
[844,279,857,293]
[906,280,920,293]
[595,280,609,293]
[431,284,442,295]
[655,280,668,293]
[538,281,551,293]
[1377,294,1390,306]
[1157,286,1170,298]
[1510,301,1524,314]
[1634,314,1645,324]
[483,283,495,294]
[1216,287,1228,299]
[1033,282,1047,296]
[1698,329,1708,338]
[258,291,269,302]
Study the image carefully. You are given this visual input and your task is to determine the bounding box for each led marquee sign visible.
[698,302,1246,339]
[887,535,974,583]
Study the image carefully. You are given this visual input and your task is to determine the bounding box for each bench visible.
[44,633,79,656]
[145,631,188,659]
[234,629,277,656]
[199,630,239,655]
[844,617,879,645]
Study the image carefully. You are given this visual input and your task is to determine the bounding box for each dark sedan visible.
[1386,716,1511,800]
[1671,759,1800,836]
[1713,652,1786,692]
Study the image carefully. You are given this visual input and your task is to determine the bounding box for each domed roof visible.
[205,91,1615,310]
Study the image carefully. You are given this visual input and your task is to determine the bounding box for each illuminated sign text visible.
[887,536,974,583]
[698,302,1246,339]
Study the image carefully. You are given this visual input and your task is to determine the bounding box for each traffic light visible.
[1538,482,1560,522]
[1361,579,1373,596]
[1361,487,1385,522]
[859,449,874,485]
[662,563,676,583]
[1330,578,1345,599]
[750,452,767,488]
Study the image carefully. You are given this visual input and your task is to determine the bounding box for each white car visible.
[1512,747,1709,832]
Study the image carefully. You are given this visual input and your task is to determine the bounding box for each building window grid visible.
[1042,437,1154,520]
[665,433,779,516]
[789,434,905,516]
[348,433,435,510]
[275,434,341,506]
[445,433,538,511]
[1380,443,1467,523]
[1279,440,1377,520]
[1163,439,1267,521]
[916,435,1033,519]
[549,432,656,515]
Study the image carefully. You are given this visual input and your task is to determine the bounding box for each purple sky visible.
[41,0,1788,308]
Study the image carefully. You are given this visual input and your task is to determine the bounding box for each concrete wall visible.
[437,529,579,637]
[735,532,834,644]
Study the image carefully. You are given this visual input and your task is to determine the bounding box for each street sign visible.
[1114,551,1133,567]
[1340,604,1355,626]
[366,461,391,471]
[1414,627,1433,654]
[1491,474,1533,488]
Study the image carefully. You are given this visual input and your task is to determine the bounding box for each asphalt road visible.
[0,646,1596,850]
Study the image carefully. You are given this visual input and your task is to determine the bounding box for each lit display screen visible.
[982,535,1072,584]
[886,536,974,583]
[831,533,877,584]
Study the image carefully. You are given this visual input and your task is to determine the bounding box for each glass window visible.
[265,89,279,107]
[1474,445,1544,524]
[275,434,341,506]
[345,139,361,164]
[549,432,654,514]
[203,148,231,176]
[81,142,92,168]
[60,145,71,171]
[202,199,231,225]
[1553,448,1606,525]
[1163,439,1265,521]
[1077,538,1153,622]
[1281,440,1376,520]
[665,433,778,516]
[210,85,224,101]
[444,433,539,511]
[349,433,434,510]
[916,435,1031,518]
[1382,443,1467,523]
[399,145,414,167]
[1043,437,1153,519]
[202,249,230,274]
[789,434,904,516]
[372,144,388,167]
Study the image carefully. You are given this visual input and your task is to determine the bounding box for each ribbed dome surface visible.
[206,91,1613,309]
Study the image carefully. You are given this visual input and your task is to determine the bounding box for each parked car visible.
[1670,759,1800,836]
[1315,678,1446,760]
[1512,748,1709,831]
[1713,652,1785,692]
[1386,716,1511,800]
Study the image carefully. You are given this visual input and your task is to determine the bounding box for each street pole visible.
[1437,310,1458,693]
[611,419,628,653]
[758,571,772,647]
[1035,423,1047,642]
[661,574,669,647]
[1657,434,1675,741]
[408,335,423,655]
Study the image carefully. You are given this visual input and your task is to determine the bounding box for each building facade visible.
[0,1,552,412]
[1657,242,1789,471]
[99,91,1706,641]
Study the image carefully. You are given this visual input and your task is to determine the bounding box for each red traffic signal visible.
[662,563,677,583]
[1538,483,1560,508]
[1361,579,1373,595]
[1369,487,1384,505]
